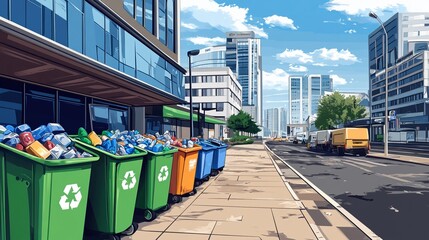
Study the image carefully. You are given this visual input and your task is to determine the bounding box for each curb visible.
[366,154,429,167]
[263,141,382,240]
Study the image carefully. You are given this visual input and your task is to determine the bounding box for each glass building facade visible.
[192,45,226,68]
[0,0,183,98]
[0,0,184,134]
[368,13,429,138]
[122,0,175,52]
[288,75,333,125]
[225,31,262,131]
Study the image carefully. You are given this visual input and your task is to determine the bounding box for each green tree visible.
[227,110,261,135]
[315,92,366,130]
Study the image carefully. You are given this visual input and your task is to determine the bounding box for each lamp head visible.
[369,11,378,19]
[187,49,200,57]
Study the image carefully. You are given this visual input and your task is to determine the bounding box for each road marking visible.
[343,159,375,168]
[309,223,327,240]
[354,158,388,167]
[342,160,373,172]
[377,173,411,183]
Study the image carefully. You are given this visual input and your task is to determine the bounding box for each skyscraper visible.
[225,31,263,134]
[288,75,333,132]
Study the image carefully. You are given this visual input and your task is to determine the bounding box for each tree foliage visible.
[227,110,261,135]
[315,92,366,130]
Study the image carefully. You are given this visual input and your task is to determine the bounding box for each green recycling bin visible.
[73,140,146,238]
[136,147,178,221]
[0,142,99,240]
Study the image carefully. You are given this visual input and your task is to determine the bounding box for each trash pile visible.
[148,131,195,149]
[0,123,92,160]
[77,128,176,154]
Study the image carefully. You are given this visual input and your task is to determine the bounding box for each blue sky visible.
[180,0,426,109]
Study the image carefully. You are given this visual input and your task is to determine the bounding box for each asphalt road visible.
[266,141,429,240]
[371,142,429,158]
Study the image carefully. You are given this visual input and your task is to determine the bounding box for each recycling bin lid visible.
[137,146,178,155]
[198,142,217,151]
[176,144,202,153]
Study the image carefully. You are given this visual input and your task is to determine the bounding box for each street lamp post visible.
[187,49,200,138]
[369,11,389,156]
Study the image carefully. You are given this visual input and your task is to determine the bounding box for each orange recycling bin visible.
[168,145,202,203]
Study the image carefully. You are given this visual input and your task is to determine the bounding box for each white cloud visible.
[276,48,359,66]
[263,15,298,30]
[323,19,346,25]
[288,64,308,72]
[186,36,225,46]
[312,48,358,62]
[263,68,289,89]
[325,0,429,17]
[181,22,198,30]
[331,75,348,86]
[249,15,253,21]
[345,29,357,34]
[329,70,334,73]
[347,17,352,21]
[276,49,313,64]
[181,0,268,38]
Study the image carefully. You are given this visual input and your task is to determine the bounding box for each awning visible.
[163,106,226,125]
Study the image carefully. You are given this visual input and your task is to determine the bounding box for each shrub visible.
[229,135,249,143]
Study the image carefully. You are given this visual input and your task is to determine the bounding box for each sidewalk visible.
[124,143,375,240]
[368,152,429,166]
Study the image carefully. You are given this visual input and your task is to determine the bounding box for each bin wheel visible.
[219,167,224,172]
[204,176,210,181]
[121,222,139,236]
[169,194,182,204]
[162,203,172,211]
[143,209,157,222]
[210,170,219,176]
[194,180,202,187]
[106,235,121,240]
[188,188,197,196]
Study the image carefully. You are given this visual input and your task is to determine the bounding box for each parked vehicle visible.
[316,130,332,151]
[293,132,306,144]
[307,132,317,149]
[330,128,369,156]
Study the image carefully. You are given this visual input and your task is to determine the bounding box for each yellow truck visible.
[331,128,369,156]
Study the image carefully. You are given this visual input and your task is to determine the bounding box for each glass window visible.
[123,0,134,17]
[55,0,68,46]
[105,19,120,69]
[11,0,26,26]
[26,0,42,34]
[0,0,8,18]
[59,91,85,134]
[90,104,129,133]
[85,3,105,63]
[136,0,143,24]
[158,0,166,44]
[0,79,23,126]
[166,0,174,51]
[123,31,136,76]
[25,84,56,128]
[68,0,83,53]
[144,0,153,33]
[216,103,224,112]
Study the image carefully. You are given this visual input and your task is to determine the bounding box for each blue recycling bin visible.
[211,142,227,172]
[194,142,216,186]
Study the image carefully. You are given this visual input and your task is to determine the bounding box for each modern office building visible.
[288,74,333,134]
[264,107,287,137]
[184,67,242,138]
[191,45,226,68]
[225,31,263,134]
[369,13,429,139]
[0,0,190,136]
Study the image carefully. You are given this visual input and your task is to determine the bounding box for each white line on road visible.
[343,159,376,168]
[342,160,373,172]
[352,158,388,167]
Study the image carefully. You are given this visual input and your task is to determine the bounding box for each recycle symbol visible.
[158,166,169,182]
[122,171,137,190]
[59,184,82,211]
[189,159,197,171]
